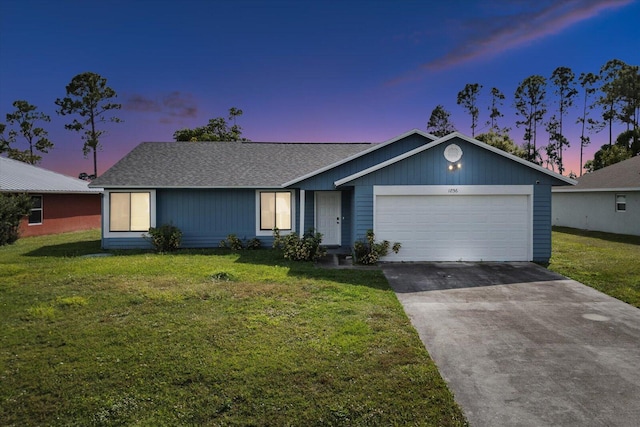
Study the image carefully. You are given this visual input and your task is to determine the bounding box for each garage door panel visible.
[375,193,530,262]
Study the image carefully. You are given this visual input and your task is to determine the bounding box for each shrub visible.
[219,234,244,251]
[353,229,401,265]
[146,224,182,253]
[219,234,261,251]
[245,237,262,250]
[272,227,283,249]
[277,228,327,262]
[0,193,32,246]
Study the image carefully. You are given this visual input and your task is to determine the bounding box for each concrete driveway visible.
[381,262,640,427]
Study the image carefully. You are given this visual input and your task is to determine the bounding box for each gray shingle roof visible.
[0,156,102,193]
[560,155,640,191]
[90,141,375,188]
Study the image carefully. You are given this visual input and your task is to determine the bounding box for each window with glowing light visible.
[259,191,292,230]
[109,192,151,231]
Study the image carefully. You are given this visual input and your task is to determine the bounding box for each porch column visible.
[299,189,305,237]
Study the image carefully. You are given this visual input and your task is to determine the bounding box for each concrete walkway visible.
[381,262,640,427]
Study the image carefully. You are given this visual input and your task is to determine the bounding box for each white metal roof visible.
[0,156,102,193]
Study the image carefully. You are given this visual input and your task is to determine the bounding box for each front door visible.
[315,191,341,246]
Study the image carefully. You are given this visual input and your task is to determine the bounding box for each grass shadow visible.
[232,249,390,291]
[553,226,640,246]
[24,239,104,258]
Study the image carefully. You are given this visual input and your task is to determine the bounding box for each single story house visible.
[89,130,574,262]
[0,156,102,237]
[553,155,640,236]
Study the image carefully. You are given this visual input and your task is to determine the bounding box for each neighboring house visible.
[0,156,102,237]
[553,155,640,236]
[90,130,574,262]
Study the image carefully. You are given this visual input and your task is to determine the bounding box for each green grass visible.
[550,227,640,308]
[0,230,467,426]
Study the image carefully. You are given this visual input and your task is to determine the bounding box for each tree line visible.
[427,59,639,175]
[3,60,636,180]
[0,71,251,180]
[0,72,122,179]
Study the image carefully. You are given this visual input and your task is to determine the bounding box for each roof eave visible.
[93,185,284,190]
[0,189,102,194]
[553,187,640,193]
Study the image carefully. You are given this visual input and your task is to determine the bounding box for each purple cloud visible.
[123,94,162,112]
[390,0,633,83]
[123,91,198,121]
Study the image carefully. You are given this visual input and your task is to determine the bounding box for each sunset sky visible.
[1,0,639,178]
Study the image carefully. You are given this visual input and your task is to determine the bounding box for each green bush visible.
[146,224,182,253]
[219,234,244,251]
[283,231,326,262]
[353,229,401,265]
[276,228,327,262]
[272,227,283,249]
[219,234,262,251]
[245,237,262,250]
[0,193,32,246]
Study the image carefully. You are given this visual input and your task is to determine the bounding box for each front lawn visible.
[0,230,467,426]
[550,227,640,308]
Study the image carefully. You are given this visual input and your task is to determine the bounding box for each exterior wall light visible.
[444,144,463,172]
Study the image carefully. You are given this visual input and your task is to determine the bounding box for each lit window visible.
[110,192,150,231]
[260,191,291,230]
[28,195,42,225]
[616,194,626,212]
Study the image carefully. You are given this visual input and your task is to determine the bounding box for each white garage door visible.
[374,186,532,262]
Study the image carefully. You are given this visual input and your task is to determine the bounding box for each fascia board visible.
[553,187,640,193]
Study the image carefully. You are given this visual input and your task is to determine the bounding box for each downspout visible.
[299,189,305,238]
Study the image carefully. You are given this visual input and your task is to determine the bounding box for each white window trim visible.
[103,190,156,238]
[616,194,627,212]
[255,189,296,237]
[28,194,43,226]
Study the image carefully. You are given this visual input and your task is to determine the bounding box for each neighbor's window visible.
[616,194,626,212]
[260,191,291,230]
[28,195,43,225]
[110,192,151,231]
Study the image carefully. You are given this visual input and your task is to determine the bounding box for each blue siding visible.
[341,190,353,247]
[533,185,552,262]
[293,133,432,190]
[343,139,563,187]
[103,237,152,250]
[303,191,315,233]
[104,188,300,249]
[353,186,373,246]
[156,188,256,247]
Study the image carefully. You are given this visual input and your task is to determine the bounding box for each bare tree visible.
[514,75,546,164]
[457,83,482,137]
